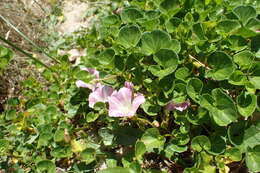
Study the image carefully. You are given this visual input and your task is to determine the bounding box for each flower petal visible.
[124,81,134,91]
[174,102,190,112]
[129,93,145,116]
[88,85,114,108]
[76,80,95,90]
[108,88,133,117]
[81,67,99,79]
[165,101,190,112]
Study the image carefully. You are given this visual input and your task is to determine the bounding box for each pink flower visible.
[166,101,190,112]
[76,67,100,91]
[108,87,145,117]
[124,81,134,90]
[88,85,114,108]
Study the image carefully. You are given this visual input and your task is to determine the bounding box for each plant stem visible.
[0,35,52,71]
[0,14,60,63]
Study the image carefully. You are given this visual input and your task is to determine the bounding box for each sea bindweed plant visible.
[0,0,260,172]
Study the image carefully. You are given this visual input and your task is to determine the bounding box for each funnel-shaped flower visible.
[88,85,114,108]
[124,81,134,90]
[76,67,100,91]
[108,87,145,117]
[166,101,190,112]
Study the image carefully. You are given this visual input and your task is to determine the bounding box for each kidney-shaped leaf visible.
[141,128,165,152]
[246,145,260,172]
[117,25,141,49]
[121,8,143,23]
[37,160,56,173]
[141,30,172,55]
[191,135,211,152]
[206,51,235,80]
[233,5,257,26]
[234,50,254,69]
[211,88,238,126]
[187,78,203,103]
[237,91,257,117]
[216,20,241,34]
[154,49,178,69]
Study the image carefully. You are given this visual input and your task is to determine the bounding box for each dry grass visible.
[0,0,50,50]
[0,0,52,112]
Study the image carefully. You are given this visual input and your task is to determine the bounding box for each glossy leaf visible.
[141,30,172,55]
[117,25,141,48]
[191,135,211,152]
[206,51,235,80]
[237,91,257,117]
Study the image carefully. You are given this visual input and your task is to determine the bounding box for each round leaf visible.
[246,145,260,172]
[234,50,254,69]
[237,91,257,117]
[191,135,211,152]
[206,51,235,80]
[37,160,56,173]
[121,8,143,23]
[233,5,257,25]
[216,20,241,33]
[141,30,172,55]
[154,49,178,69]
[210,88,238,126]
[187,78,203,103]
[118,25,141,48]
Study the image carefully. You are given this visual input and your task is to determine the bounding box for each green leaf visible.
[141,128,165,152]
[249,76,260,89]
[191,135,211,152]
[149,49,178,78]
[154,49,178,69]
[216,20,241,34]
[175,67,190,81]
[121,8,143,23]
[165,17,182,33]
[229,70,247,86]
[37,160,56,173]
[228,121,260,153]
[0,139,9,155]
[102,15,120,26]
[113,126,143,146]
[141,30,172,55]
[237,91,257,117]
[208,135,226,155]
[233,50,254,69]
[98,128,114,146]
[192,23,207,40]
[246,145,260,172]
[5,109,16,120]
[117,25,141,49]
[210,88,238,126]
[51,146,73,158]
[159,0,180,16]
[206,51,235,80]
[98,49,115,65]
[86,112,99,122]
[225,147,242,162]
[233,5,257,26]
[187,78,203,103]
[135,141,146,159]
[165,143,188,154]
[81,148,96,164]
[170,39,181,54]
[54,128,64,142]
[142,100,161,116]
[99,167,134,173]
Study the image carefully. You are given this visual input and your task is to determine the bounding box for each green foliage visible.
[0,45,13,74]
[1,0,260,172]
